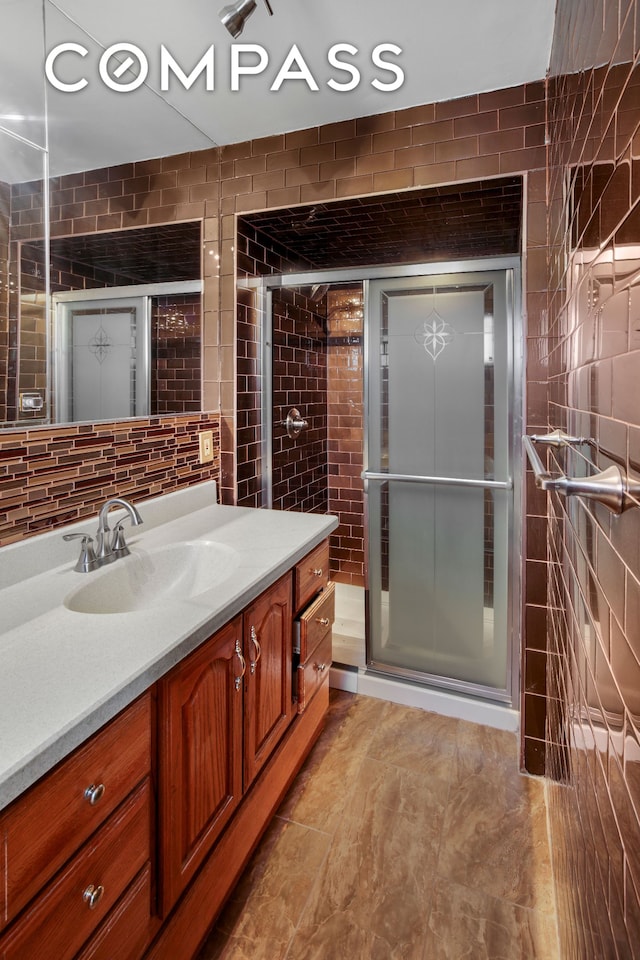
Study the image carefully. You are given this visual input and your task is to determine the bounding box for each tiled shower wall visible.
[271,287,328,515]
[545,0,640,956]
[152,293,202,415]
[327,287,365,587]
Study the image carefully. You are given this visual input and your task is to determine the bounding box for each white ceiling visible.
[0,0,557,180]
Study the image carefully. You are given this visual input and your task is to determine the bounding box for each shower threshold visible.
[330,584,518,732]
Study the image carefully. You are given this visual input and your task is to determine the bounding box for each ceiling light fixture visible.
[219,0,273,38]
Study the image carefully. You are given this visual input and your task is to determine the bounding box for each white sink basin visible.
[64,540,240,614]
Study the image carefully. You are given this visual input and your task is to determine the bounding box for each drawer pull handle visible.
[311,568,323,577]
[316,617,330,626]
[84,783,105,805]
[249,626,262,675]
[83,884,105,910]
[315,662,327,673]
[234,637,246,691]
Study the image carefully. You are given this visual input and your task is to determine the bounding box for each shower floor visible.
[332,582,366,668]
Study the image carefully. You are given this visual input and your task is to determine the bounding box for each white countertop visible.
[0,482,338,811]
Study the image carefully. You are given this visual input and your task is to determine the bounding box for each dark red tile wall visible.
[545,1,640,956]
[152,293,201,414]
[327,286,365,587]
[271,287,328,515]
[235,219,315,507]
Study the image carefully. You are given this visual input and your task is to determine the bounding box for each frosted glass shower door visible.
[365,271,513,697]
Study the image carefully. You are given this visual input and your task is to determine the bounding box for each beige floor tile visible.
[277,691,390,833]
[454,719,520,779]
[366,701,460,784]
[437,769,555,914]
[423,877,559,960]
[197,818,331,960]
[196,693,559,960]
[285,756,448,960]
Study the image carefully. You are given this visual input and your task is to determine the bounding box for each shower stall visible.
[238,177,524,716]
[259,257,521,709]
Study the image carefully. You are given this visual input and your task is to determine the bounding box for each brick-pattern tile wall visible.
[152,293,201,414]
[271,287,328,514]
[0,412,220,546]
[327,286,364,586]
[235,218,314,507]
[545,1,640,956]
[522,163,552,776]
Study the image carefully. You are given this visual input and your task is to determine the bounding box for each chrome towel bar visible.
[362,471,512,491]
[523,433,640,514]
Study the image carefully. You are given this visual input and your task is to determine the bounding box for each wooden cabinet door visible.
[243,573,293,787]
[157,617,244,915]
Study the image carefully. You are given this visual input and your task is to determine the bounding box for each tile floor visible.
[197,691,559,960]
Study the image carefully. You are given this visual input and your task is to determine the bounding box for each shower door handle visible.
[362,471,512,491]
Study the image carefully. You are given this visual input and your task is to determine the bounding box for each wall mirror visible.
[1,218,203,429]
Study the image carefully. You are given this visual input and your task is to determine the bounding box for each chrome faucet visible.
[64,497,143,572]
[96,497,143,563]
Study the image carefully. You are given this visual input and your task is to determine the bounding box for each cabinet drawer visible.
[3,693,151,922]
[297,631,332,715]
[76,864,153,960]
[0,779,151,960]
[295,581,335,661]
[294,540,330,613]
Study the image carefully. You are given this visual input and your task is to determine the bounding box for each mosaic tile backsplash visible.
[0,413,220,546]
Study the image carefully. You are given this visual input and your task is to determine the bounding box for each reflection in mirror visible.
[5,220,203,428]
[0,130,48,425]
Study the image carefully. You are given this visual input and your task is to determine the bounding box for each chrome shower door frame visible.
[258,256,522,707]
[364,257,522,706]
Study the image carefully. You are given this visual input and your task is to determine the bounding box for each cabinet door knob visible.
[249,625,262,675]
[315,662,327,673]
[234,637,246,691]
[311,568,323,577]
[84,783,105,805]
[316,617,330,626]
[83,884,105,910]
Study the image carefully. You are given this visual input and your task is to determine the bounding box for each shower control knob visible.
[284,408,308,439]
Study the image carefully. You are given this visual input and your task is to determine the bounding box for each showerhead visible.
[219,0,273,38]
[310,283,330,303]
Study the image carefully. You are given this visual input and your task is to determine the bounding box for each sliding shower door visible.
[365,268,515,700]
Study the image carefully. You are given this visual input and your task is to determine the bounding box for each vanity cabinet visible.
[157,572,293,915]
[243,573,293,785]
[0,537,332,960]
[0,693,153,960]
[157,616,244,914]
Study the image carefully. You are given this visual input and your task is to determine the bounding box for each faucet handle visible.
[111,523,132,558]
[63,533,99,573]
